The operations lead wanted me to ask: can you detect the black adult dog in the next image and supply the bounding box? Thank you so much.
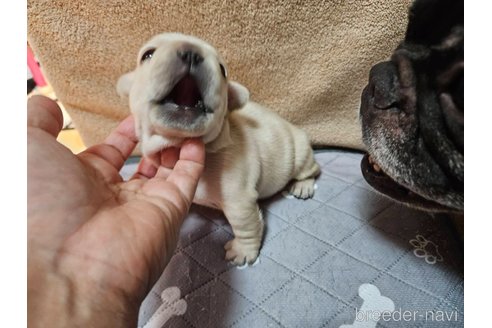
[359,0,463,213]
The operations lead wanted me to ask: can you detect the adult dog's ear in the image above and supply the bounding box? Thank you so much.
[227,81,250,111]
[405,0,463,45]
[116,71,136,97]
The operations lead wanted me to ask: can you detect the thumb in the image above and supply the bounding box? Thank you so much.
[27,96,64,138]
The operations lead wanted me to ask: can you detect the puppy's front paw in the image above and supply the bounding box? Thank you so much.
[224,239,259,265]
[288,178,316,199]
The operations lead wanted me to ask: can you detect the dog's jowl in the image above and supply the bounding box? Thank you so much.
[117,33,320,265]
[359,0,463,213]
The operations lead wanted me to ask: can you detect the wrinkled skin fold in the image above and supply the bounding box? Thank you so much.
[359,0,463,212]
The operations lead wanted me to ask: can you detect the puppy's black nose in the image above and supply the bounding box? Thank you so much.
[177,50,203,66]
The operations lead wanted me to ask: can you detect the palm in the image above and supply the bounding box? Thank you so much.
[28,96,204,303]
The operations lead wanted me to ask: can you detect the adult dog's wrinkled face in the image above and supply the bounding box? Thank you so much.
[117,33,249,153]
[359,0,463,212]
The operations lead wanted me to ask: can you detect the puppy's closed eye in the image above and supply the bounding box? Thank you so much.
[141,48,156,63]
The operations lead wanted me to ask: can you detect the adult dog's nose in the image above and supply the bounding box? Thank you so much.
[177,50,204,66]
[367,61,400,111]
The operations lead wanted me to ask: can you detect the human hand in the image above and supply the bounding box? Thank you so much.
[27,96,205,327]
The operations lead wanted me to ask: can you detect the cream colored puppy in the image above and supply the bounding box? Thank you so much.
[117,33,320,265]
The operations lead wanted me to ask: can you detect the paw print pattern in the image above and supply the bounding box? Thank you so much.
[141,287,187,328]
[409,235,443,265]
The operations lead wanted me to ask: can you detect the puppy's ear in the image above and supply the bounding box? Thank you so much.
[227,81,249,111]
[116,71,136,97]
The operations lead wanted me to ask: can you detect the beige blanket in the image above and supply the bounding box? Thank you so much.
[28,0,411,150]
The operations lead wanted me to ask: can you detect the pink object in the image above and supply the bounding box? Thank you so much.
[27,46,47,87]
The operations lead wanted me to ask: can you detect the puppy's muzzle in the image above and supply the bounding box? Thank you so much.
[153,47,208,111]
[177,49,204,67]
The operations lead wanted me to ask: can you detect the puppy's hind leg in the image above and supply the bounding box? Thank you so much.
[288,149,320,200]
[223,199,264,266]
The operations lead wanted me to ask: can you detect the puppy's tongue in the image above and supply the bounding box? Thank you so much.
[170,75,201,107]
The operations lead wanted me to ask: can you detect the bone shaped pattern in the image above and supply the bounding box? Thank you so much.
[119,150,463,328]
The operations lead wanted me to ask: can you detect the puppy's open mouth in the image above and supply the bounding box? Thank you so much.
[155,74,213,114]
[361,154,461,213]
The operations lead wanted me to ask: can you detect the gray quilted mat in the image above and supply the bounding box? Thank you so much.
[120,149,464,328]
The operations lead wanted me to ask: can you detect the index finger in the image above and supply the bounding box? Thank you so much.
[166,138,205,204]
[80,115,138,172]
